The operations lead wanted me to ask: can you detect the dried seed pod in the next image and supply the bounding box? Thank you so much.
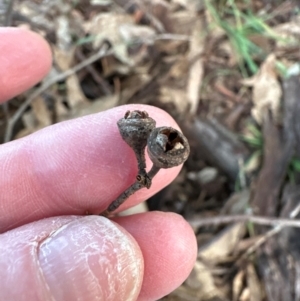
[101,113,190,216]
[147,127,190,169]
[117,110,156,177]
[117,110,156,151]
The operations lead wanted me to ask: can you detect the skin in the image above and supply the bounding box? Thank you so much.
[0,27,197,301]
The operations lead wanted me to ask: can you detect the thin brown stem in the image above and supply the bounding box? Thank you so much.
[147,165,160,179]
[134,148,146,173]
[106,181,144,213]
[103,164,161,214]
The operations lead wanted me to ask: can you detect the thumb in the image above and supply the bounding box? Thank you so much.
[0,216,144,301]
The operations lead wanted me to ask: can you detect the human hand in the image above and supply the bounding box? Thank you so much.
[0,28,197,301]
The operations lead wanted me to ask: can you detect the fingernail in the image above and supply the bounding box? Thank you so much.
[39,216,143,301]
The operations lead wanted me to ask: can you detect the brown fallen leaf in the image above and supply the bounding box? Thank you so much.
[274,15,300,49]
[233,270,245,301]
[15,94,53,139]
[199,223,245,262]
[246,263,263,301]
[83,12,134,64]
[239,287,250,301]
[160,87,189,114]
[242,54,282,124]
[186,18,205,115]
[170,260,224,301]
[53,47,89,108]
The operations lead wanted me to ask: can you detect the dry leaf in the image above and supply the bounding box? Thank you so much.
[54,95,69,119]
[16,96,52,138]
[17,111,37,138]
[247,263,263,301]
[188,261,221,295]
[167,11,197,35]
[233,270,245,301]
[56,15,72,51]
[65,75,89,108]
[167,56,189,78]
[221,190,250,215]
[187,167,218,185]
[187,18,205,114]
[219,40,239,66]
[274,15,300,49]
[84,12,134,64]
[170,261,223,300]
[199,223,245,262]
[171,0,204,12]
[53,47,74,71]
[91,0,112,5]
[31,96,52,127]
[243,150,262,174]
[160,87,189,113]
[53,47,89,108]
[240,288,250,301]
[119,24,156,45]
[242,54,282,124]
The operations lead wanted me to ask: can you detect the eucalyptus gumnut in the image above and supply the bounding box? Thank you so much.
[102,114,190,216]
[117,110,156,151]
[117,110,156,187]
[147,127,190,169]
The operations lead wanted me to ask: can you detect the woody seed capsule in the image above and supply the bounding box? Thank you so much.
[102,126,190,215]
[117,110,156,186]
[147,127,190,169]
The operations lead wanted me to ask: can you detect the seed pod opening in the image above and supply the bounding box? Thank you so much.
[117,110,156,149]
[147,127,190,168]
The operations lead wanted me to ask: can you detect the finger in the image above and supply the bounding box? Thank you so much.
[0,105,181,232]
[114,212,197,301]
[0,27,52,102]
[0,216,144,301]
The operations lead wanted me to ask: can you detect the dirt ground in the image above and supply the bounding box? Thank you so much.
[1,0,300,300]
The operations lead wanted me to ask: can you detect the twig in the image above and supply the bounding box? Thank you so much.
[118,33,191,47]
[104,164,161,214]
[188,214,300,229]
[243,201,300,257]
[154,34,191,42]
[4,44,113,142]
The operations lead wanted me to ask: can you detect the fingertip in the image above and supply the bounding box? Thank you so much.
[115,211,197,300]
[39,216,144,301]
[0,216,144,301]
[0,27,52,102]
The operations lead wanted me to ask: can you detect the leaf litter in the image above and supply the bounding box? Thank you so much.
[1,0,300,300]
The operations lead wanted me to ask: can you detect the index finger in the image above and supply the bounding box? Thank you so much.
[0,27,52,102]
[0,105,181,232]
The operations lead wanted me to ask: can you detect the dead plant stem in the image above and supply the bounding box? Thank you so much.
[243,201,300,257]
[188,213,300,229]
